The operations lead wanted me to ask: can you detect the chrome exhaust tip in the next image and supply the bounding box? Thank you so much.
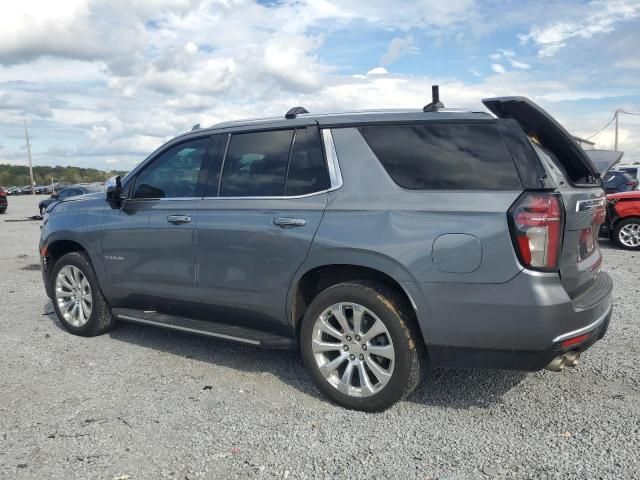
[545,356,567,372]
[563,351,580,368]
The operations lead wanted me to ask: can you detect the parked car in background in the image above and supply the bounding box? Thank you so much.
[615,164,639,182]
[7,186,22,195]
[38,185,104,215]
[40,95,614,411]
[0,187,7,214]
[600,191,640,250]
[603,171,639,194]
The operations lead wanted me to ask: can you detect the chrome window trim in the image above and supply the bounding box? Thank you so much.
[126,128,344,202]
[322,128,343,190]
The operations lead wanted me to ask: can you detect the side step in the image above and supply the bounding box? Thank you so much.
[112,308,297,349]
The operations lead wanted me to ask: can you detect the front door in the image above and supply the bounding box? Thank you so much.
[196,126,329,330]
[101,135,213,310]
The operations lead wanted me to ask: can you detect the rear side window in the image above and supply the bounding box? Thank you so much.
[285,128,329,196]
[220,130,293,197]
[359,123,521,190]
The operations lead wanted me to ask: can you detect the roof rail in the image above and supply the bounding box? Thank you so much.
[423,85,445,112]
[191,123,201,131]
[285,106,309,119]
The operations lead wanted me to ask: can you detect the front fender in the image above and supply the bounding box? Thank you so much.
[41,199,109,297]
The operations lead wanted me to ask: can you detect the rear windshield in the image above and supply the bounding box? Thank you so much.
[359,123,521,190]
[618,167,638,179]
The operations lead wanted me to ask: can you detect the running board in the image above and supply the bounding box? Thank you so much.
[112,308,296,349]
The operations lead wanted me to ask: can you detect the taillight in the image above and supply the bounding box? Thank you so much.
[560,332,591,349]
[508,192,563,271]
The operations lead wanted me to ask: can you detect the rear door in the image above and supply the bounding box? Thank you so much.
[484,97,606,296]
[195,126,329,329]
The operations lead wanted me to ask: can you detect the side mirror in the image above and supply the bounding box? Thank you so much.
[106,175,125,207]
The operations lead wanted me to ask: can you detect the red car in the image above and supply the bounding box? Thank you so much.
[602,191,640,250]
[0,187,7,214]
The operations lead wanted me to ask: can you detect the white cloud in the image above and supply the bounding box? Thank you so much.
[380,36,419,66]
[509,59,530,70]
[519,0,640,57]
[366,67,389,76]
[0,0,639,170]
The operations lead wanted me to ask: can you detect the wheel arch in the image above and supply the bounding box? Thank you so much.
[287,258,428,346]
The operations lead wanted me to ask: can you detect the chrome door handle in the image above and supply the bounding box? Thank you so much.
[167,215,191,224]
[273,217,306,228]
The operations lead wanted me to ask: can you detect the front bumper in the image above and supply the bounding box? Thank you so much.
[403,269,613,371]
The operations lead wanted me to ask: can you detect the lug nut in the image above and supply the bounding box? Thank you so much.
[346,336,352,342]
[343,345,349,351]
[362,344,367,350]
[359,354,364,360]
[349,354,355,361]
[355,335,361,341]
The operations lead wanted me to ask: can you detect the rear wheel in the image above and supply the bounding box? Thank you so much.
[51,252,115,336]
[300,281,423,412]
[613,217,640,250]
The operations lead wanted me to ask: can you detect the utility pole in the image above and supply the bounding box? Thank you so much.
[614,108,622,151]
[24,120,35,195]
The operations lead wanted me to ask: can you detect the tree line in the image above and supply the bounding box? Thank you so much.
[0,164,128,187]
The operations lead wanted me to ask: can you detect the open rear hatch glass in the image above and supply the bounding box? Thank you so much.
[584,150,624,176]
[483,97,601,186]
[485,96,606,297]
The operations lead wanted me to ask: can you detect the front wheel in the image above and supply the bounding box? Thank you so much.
[613,217,640,250]
[51,252,115,336]
[300,281,423,412]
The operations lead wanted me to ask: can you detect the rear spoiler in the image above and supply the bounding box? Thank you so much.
[483,97,600,184]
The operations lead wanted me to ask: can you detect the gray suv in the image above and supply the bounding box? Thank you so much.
[40,95,613,411]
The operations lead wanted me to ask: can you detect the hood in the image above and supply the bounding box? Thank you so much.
[606,190,640,201]
[46,191,103,213]
[585,150,624,175]
[483,96,600,184]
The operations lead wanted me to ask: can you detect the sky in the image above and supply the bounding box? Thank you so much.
[1,0,639,172]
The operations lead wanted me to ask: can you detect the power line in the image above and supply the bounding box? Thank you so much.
[621,109,640,116]
[584,115,616,140]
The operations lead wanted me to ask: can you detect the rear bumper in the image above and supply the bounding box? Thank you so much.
[403,270,613,370]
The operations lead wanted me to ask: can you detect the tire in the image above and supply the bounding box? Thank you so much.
[50,251,115,336]
[300,281,424,412]
[0,208,6,214]
[612,217,640,250]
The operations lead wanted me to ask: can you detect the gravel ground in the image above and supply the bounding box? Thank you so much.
[1,194,639,480]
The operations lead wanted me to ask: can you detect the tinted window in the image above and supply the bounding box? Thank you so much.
[359,123,521,190]
[285,128,329,196]
[220,130,293,197]
[58,188,80,199]
[618,167,638,179]
[133,138,209,199]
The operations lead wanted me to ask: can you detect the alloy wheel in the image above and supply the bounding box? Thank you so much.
[619,223,640,248]
[311,302,395,398]
[55,265,93,327]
